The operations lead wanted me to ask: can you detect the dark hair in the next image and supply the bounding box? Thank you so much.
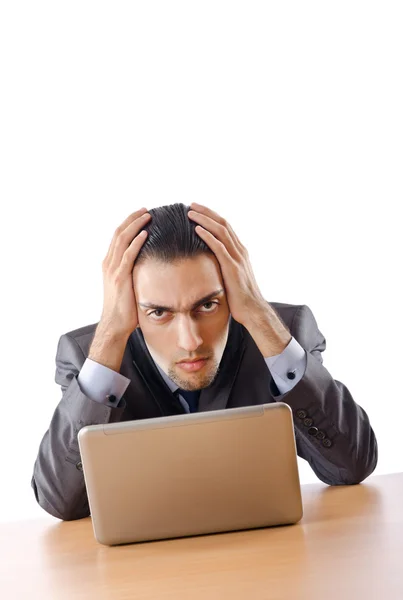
[135,203,214,266]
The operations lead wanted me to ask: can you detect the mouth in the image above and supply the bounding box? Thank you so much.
[177,358,208,372]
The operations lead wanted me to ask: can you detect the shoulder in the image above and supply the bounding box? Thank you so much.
[57,322,99,358]
[267,301,304,330]
[267,301,325,349]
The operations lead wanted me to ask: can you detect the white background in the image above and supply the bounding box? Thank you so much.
[0,1,401,523]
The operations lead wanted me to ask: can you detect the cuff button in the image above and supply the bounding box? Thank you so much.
[322,438,333,448]
[76,461,83,471]
[287,370,296,380]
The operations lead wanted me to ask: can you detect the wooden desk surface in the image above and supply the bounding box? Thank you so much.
[1,473,402,600]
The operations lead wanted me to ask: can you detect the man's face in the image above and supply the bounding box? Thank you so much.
[133,254,231,391]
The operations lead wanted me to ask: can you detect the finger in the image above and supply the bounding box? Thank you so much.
[120,229,149,275]
[194,225,234,264]
[189,203,246,255]
[107,213,151,270]
[190,202,226,225]
[119,207,149,232]
[188,210,241,261]
[105,208,148,258]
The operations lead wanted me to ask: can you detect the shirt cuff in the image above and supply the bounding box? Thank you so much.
[77,358,131,408]
[264,336,307,395]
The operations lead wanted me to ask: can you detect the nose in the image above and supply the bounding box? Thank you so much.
[176,317,203,353]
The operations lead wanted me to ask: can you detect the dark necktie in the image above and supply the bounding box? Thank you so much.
[176,389,201,413]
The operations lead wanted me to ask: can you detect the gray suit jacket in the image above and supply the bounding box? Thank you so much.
[31,302,378,521]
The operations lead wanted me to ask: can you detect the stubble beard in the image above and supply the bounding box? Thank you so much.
[168,356,221,392]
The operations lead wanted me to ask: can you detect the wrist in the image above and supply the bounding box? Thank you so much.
[244,305,291,358]
[97,318,133,342]
[88,324,130,373]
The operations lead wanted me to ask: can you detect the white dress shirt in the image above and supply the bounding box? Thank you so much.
[77,335,307,411]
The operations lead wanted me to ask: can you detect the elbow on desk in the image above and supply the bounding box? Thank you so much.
[314,431,379,486]
[31,475,90,521]
[343,427,379,486]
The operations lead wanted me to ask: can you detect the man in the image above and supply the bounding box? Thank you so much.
[31,202,378,521]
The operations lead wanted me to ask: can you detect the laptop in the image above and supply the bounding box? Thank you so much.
[77,402,303,546]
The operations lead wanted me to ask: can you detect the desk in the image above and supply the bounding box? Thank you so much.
[1,473,402,599]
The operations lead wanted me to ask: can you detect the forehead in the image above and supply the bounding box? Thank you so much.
[133,255,224,306]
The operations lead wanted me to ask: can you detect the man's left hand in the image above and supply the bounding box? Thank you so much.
[187,202,268,328]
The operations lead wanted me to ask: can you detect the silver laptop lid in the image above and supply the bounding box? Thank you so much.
[78,402,303,545]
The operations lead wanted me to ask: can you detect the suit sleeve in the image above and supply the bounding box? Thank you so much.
[269,304,378,485]
[31,333,127,521]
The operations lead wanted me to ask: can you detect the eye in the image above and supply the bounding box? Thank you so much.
[149,309,166,319]
[200,301,219,312]
[148,301,219,320]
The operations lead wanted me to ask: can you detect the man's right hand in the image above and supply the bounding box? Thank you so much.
[99,207,151,338]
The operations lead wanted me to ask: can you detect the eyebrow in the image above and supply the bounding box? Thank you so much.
[139,288,225,312]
